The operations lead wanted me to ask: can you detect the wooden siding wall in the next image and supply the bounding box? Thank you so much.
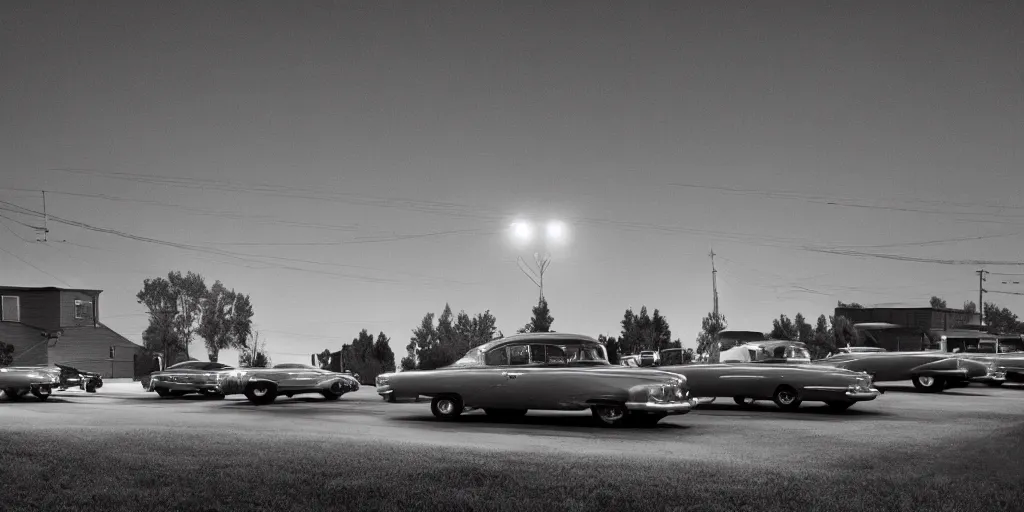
[0,289,60,330]
[47,326,143,378]
[60,290,99,328]
[0,322,50,365]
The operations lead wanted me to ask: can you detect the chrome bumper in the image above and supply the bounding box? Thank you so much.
[625,399,694,415]
[845,388,881,400]
[972,372,1006,383]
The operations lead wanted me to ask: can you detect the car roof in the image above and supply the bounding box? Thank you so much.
[473,332,601,353]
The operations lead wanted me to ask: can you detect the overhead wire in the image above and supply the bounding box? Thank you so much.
[0,199,479,287]
[19,167,1024,268]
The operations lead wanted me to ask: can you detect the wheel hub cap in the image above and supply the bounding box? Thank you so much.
[779,392,795,404]
[253,388,267,397]
[438,400,454,414]
[599,406,624,421]
[919,377,934,386]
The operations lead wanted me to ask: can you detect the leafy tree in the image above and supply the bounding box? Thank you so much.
[436,304,457,363]
[316,349,332,370]
[137,276,181,364]
[0,341,14,366]
[518,298,554,333]
[412,313,442,370]
[837,301,863,309]
[197,281,252,363]
[793,313,813,343]
[770,314,796,340]
[683,347,695,363]
[829,315,859,348]
[806,314,834,359]
[238,331,271,368]
[930,296,947,308]
[963,301,977,314]
[619,308,640,355]
[231,293,254,350]
[373,332,397,374]
[983,302,1022,334]
[167,271,207,360]
[597,335,621,364]
[696,312,727,362]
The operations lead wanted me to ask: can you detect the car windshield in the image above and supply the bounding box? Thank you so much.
[453,348,484,366]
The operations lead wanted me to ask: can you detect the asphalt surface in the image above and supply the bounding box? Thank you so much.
[3,380,1023,464]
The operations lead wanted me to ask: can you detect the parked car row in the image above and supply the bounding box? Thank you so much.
[141,361,361,404]
[0,363,104,401]
[376,333,963,426]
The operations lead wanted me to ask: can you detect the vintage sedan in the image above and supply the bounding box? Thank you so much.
[375,333,696,427]
[55,363,103,393]
[622,358,879,411]
[144,360,236,398]
[218,363,360,405]
[956,352,1024,387]
[1,366,61,401]
[812,351,992,392]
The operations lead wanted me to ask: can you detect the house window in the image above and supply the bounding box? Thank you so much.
[1,296,19,322]
[74,300,93,320]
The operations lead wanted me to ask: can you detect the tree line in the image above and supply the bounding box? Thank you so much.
[137,270,259,366]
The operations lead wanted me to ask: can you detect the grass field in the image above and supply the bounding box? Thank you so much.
[2,423,1022,512]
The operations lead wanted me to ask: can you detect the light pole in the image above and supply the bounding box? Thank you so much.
[509,219,568,301]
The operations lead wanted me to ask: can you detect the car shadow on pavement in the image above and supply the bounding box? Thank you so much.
[390,413,691,430]
[875,385,991,397]
[694,403,888,417]
[0,397,74,404]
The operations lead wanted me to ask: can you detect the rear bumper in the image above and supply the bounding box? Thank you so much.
[625,400,694,415]
[149,380,224,393]
[845,388,881,400]
[972,372,1006,383]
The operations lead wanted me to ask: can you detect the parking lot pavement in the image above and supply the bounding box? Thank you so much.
[3,381,1022,464]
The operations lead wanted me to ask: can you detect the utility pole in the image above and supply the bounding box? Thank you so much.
[34,190,49,242]
[710,249,719,317]
[977,269,989,326]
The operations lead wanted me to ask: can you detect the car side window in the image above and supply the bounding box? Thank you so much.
[485,347,509,366]
[508,345,530,365]
[546,345,567,364]
[529,344,545,363]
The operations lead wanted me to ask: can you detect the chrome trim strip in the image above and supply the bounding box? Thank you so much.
[803,386,848,391]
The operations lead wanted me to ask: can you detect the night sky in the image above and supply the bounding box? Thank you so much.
[2,1,1022,363]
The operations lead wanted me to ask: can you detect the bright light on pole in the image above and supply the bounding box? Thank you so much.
[508,218,570,301]
[546,220,565,242]
[510,221,533,243]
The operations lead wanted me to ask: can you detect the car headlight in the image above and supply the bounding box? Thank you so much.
[376,374,390,387]
[647,384,685,403]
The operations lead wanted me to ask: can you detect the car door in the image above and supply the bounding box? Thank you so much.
[477,344,554,409]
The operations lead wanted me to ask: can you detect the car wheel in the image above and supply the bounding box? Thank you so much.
[733,396,756,406]
[321,391,341,401]
[430,395,464,420]
[772,386,802,411]
[154,387,173,398]
[911,375,945,393]
[483,408,528,418]
[986,382,1005,387]
[824,401,854,412]
[31,386,52,401]
[244,382,278,405]
[3,389,26,401]
[591,405,630,427]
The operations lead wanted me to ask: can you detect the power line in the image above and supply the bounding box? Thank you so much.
[0,199,480,287]
[0,233,73,287]
[24,168,1024,268]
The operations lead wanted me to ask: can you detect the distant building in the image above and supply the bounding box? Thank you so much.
[0,286,144,378]
[832,304,1006,352]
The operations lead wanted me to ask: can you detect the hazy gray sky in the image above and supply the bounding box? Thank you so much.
[2,1,1022,363]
